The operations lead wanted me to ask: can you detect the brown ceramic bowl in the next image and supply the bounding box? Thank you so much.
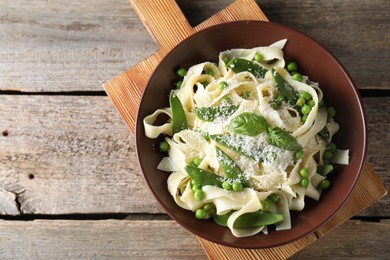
[135,21,366,249]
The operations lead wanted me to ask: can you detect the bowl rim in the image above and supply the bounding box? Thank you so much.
[135,20,367,249]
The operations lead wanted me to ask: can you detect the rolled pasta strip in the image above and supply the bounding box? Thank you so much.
[274,191,292,231]
[143,108,172,138]
[167,171,198,210]
[296,107,327,147]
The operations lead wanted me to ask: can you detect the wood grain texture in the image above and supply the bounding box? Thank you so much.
[0,219,387,259]
[0,95,160,215]
[199,234,316,260]
[0,0,158,92]
[0,96,388,216]
[0,0,388,92]
[104,0,268,134]
[129,0,194,50]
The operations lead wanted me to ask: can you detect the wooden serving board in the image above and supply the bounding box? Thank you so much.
[103,0,387,258]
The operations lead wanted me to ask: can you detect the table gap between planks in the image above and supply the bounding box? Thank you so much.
[0,0,389,258]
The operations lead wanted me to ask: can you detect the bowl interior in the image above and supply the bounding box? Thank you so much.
[135,21,366,249]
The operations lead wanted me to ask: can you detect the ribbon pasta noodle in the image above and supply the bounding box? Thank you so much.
[143,40,349,238]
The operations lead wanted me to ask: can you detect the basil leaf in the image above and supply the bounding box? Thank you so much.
[228,112,268,136]
[266,126,302,152]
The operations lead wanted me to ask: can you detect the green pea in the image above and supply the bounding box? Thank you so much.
[327,143,337,152]
[203,203,213,212]
[270,94,284,109]
[322,160,329,166]
[287,61,298,72]
[195,208,206,219]
[300,91,311,100]
[301,114,308,123]
[299,168,308,178]
[192,156,202,167]
[175,80,183,89]
[177,67,187,77]
[301,104,311,115]
[218,81,228,90]
[192,183,202,192]
[159,141,170,152]
[317,164,334,176]
[194,189,205,201]
[327,107,336,118]
[232,182,243,192]
[204,68,214,76]
[292,73,303,82]
[261,200,271,211]
[190,179,198,186]
[307,99,316,107]
[254,52,264,62]
[267,194,280,203]
[222,181,232,190]
[296,97,306,107]
[300,177,309,187]
[319,179,331,190]
[323,150,333,161]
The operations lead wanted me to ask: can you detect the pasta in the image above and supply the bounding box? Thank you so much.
[143,40,349,238]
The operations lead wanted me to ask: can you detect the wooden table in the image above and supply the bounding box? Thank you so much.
[1,0,388,258]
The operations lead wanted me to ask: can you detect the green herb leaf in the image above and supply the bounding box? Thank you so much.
[228,112,268,136]
[266,126,302,152]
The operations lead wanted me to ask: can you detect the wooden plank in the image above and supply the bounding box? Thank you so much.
[0,219,387,259]
[0,0,158,92]
[0,95,388,215]
[291,219,390,259]
[0,0,388,92]
[0,219,206,259]
[0,95,160,215]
